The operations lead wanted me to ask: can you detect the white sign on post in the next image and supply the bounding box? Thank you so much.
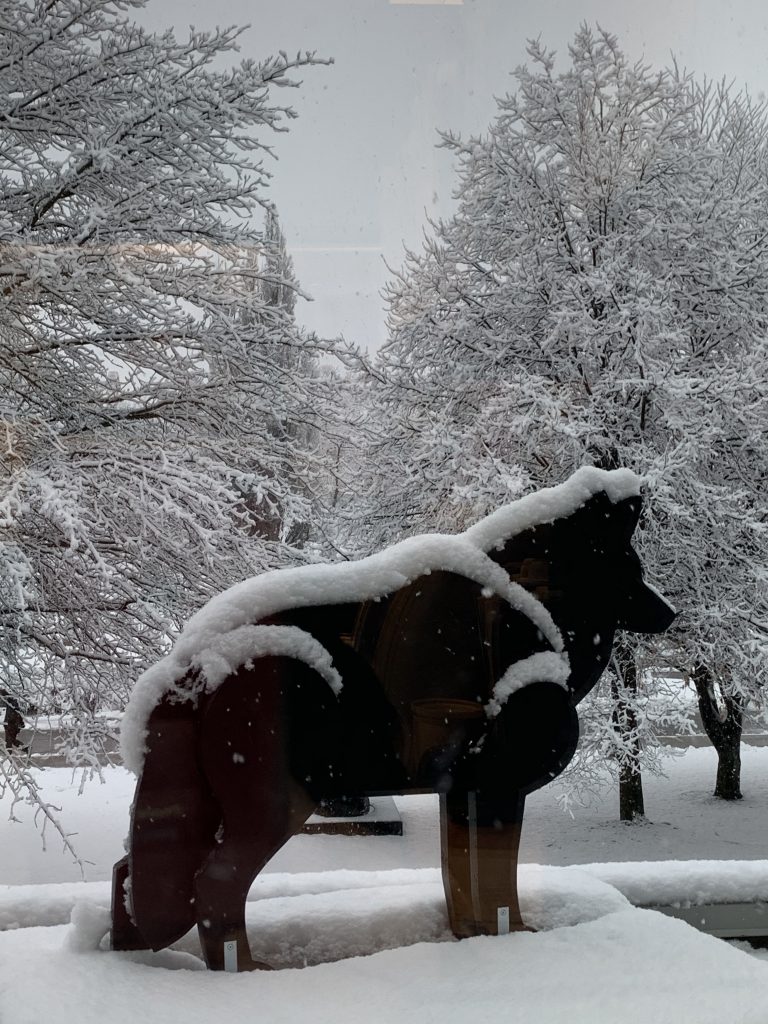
[223,940,238,973]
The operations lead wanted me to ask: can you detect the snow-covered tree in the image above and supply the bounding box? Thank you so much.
[358,27,768,811]
[258,207,299,318]
[0,0,342,775]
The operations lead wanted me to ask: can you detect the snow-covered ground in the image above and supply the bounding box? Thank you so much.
[4,745,768,888]
[3,746,768,1023]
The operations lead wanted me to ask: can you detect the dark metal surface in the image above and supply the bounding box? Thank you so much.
[112,491,675,969]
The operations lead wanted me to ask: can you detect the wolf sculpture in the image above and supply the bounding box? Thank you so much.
[112,468,675,970]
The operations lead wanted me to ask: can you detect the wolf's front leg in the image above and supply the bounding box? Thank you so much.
[439,790,528,939]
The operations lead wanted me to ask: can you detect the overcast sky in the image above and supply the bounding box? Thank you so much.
[140,0,768,349]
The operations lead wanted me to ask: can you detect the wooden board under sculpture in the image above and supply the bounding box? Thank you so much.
[111,468,676,970]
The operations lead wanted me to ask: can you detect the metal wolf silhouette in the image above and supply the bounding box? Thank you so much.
[112,469,675,970]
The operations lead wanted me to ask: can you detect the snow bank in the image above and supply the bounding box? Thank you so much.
[9,861,768,937]
[122,466,641,773]
[0,881,112,930]
[0,870,442,932]
[583,860,768,909]
[163,865,627,968]
[67,900,111,952]
[3,900,768,1024]
[2,864,629,969]
[519,865,629,929]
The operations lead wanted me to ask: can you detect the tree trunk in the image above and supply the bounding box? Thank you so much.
[0,689,25,750]
[693,663,743,800]
[611,637,645,821]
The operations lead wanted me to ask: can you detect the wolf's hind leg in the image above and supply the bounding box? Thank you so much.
[194,783,314,971]
[114,698,220,954]
[194,657,317,971]
[110,855,148,951]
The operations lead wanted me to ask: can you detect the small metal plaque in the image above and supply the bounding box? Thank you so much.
[497,906,510,935]
[223,940,238,972]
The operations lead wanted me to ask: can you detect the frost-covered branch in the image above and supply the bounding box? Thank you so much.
[349,25,768,800]
[0,0,349,797]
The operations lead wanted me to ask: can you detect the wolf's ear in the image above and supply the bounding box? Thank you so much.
[613,496,642,542]
[604,496,676,634]
[616,576,677,634]
[564,492,641,552]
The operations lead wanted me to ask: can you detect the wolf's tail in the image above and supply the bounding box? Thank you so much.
[116,696,220,951]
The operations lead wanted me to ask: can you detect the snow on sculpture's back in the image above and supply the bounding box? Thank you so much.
[112,467,675,971]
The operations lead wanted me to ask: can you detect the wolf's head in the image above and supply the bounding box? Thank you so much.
[489,488,675,705]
